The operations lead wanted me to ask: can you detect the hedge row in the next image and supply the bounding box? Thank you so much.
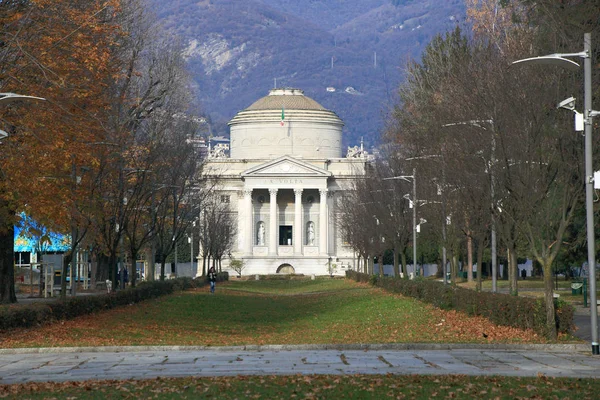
[0,276,207,331]
[346,271,575,338]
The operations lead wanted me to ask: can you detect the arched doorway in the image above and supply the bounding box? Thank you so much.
[276,264,295,274]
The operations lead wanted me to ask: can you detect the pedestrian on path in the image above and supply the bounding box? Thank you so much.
[208,266,216,294]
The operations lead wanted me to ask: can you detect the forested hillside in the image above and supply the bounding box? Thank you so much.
[152,0,465,147]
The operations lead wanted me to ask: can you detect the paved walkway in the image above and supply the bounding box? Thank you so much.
[573,305,600,343]
[0,344,598,384]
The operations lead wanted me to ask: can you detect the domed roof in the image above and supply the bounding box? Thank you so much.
[228,87,343,130]
[228,87,344,159]
[245,88,327,111]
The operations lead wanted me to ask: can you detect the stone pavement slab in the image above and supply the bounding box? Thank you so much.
[0,345,599,384]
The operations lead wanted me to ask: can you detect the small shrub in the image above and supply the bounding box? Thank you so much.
[217,271,229,282]
[368,275,379,285]
[0,303,52,330]
[230,258,246,277]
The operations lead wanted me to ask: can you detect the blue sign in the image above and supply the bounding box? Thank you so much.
[14,214,71,253]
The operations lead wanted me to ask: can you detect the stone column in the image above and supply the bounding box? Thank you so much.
[196,209,205,278]
[294,188,303,254]
[269,188,278,255]
[328,190,335,256]
[243,189,253,255]
[319,189,328,255]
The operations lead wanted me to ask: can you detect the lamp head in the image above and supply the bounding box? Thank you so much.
[557,96,576,111]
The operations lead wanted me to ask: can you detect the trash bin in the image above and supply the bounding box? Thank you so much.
[571,282,583,295]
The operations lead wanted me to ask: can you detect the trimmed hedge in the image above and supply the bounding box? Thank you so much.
[0,277,203,331]
[346,271,575,338]
[216,271,229,282]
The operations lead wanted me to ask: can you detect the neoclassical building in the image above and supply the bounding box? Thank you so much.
[204,88,368,276]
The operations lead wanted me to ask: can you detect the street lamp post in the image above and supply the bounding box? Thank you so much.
[513,33,598,355]
[441,186,448,284]
[188,220,196,275]
[384,168,417,278]
[0,93,46,139]
[406,154,448,284]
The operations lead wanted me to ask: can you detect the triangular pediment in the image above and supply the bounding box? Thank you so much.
[242,156,331,178]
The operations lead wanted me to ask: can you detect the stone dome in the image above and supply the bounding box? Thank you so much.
[228,88,344,160]
[246,88,326,111]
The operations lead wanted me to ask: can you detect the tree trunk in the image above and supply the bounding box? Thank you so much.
[160,255,166,281]
[508,245,518,296]
[476,237,484,292]
[94,252,109,287]
[60,253,72,300]
[145,247,155,282]
[108,253,118,291]
[401,252,407,279]
[543,260,557,339]
[507,248,513,290]
[130,251,137,288]
[90,253,97,290]
[467,234,473,282]
[393,247,399,277]
[451,253,458,286]
[0,224,16,304]
[202,256,207,277]
[371,255,376,275]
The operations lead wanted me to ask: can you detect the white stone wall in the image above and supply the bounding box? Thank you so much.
[230,123,342,159]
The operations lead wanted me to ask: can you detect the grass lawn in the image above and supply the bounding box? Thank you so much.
[2,374,599,399]
[0,278,573,348]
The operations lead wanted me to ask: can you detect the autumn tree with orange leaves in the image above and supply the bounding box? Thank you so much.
[0,0,203,303]
[0,0,122,303]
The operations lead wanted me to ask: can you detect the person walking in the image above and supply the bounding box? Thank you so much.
[208,266,217,294]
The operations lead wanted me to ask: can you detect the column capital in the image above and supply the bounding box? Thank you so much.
[294,188,303,197]
[319,188,329,197]
[243,188,253,198]
[269,188,278,196]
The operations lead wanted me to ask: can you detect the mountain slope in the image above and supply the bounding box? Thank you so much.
[152,0,466,147]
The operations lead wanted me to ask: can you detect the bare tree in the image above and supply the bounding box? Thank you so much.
[87,0,202,288]
[387,3,588,338]
[197,192,236,276]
